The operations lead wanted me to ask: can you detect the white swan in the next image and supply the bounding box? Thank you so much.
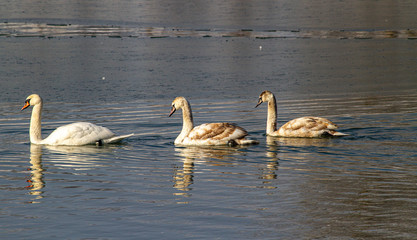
[169,97,258,146]
[255,91,348,138]
[21,94,134,145]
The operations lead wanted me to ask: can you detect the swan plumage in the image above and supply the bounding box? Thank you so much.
[21,94,133,145]
[169,96,258,146]
[256,91,348,138]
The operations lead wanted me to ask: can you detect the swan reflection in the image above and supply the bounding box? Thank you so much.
[173,145,280,199]
[27,144,45,203]
[173,156,194,199]
[265,136,336,174]
[173,146,241,202]
[43,144,116,170]
[26,144,117,203]
[262,137,280,181]
[266,136,333,147]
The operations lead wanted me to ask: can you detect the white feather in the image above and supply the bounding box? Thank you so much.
[22,94,133,146]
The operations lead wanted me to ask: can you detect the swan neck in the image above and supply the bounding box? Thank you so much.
[175,101,194,144]
[267,97,277,134]
[29,103,43,144]
[181,102,194,135]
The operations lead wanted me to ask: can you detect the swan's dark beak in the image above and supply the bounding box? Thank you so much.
[169,106,176,117]
[21,100,30,111]
[255,98,263,108]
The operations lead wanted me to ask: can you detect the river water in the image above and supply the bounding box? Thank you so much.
[1,1,417,239]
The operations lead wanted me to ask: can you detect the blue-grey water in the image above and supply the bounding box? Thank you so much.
[1,1,417,239]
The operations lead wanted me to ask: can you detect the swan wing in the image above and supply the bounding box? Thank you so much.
[42,122,115,145]
[277,117,346,137]
[181,123,248,145]
[282,117,337,131]
[190,123,248,140]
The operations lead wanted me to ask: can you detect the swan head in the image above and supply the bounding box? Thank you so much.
[169,96,189,117]
[21,94,43,111]
[255,90,274,108]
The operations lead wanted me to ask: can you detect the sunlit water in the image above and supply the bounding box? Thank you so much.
[1,0,417,239]
[2,93,417,239]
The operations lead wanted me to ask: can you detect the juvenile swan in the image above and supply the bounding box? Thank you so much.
[21,94,133,145]
[169,97,258,146]
[255,91,348,138]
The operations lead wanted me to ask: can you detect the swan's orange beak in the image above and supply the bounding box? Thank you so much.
[21,100,30,111]
[255,98,263,108]
[169,106,176,117]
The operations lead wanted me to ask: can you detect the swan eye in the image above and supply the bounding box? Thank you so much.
[25,99,30,105]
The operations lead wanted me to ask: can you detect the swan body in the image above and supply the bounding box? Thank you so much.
[21,94,133,145]
[169,97,258,146]
[256,91,348,138]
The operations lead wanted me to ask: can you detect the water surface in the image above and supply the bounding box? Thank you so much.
[1,0,417,239]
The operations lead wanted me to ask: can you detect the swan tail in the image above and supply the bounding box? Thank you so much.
[235,138,259,145]
[327,131,349,137]
[102,133,135,144]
